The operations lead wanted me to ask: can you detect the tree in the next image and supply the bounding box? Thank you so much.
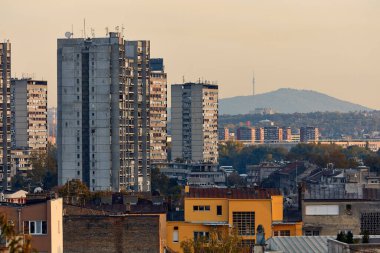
[58,179,91,205]
[336,231,346,242]
[0,214,35,253]
[361,230,369,243]
[346,231,354,244]
[13,143,58,191]
[227,172,244,187]
[180,228,249,253]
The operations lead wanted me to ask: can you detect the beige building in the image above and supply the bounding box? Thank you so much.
[171,82,218,163]
[0,195,63,253]
[149,58,167,164]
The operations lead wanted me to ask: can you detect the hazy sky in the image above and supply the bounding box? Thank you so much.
[1,0,380,109]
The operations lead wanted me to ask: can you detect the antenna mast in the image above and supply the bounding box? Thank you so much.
[84,19,86,38]
[252,71,255,96]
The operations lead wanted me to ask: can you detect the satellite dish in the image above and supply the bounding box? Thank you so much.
[65,32,72,39]
[34,187,43,193]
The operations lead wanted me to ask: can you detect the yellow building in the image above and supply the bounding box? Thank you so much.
[166,187,302,252]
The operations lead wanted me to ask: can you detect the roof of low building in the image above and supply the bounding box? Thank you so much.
[187,187,281,199]
[266,236,334,253]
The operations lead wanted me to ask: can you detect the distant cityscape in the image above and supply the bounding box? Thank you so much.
[1,27,380,253]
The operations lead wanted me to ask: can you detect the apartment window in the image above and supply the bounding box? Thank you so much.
[305,230,320,236]
[217,205,222,216]
[77,171,80,176]
[240,239,255,248]
[274,230,290,236]
[193,205,210,212]
[23,221,47,235]
[173,226,179,242]
[194,231,209,241]
[233,212,255,236]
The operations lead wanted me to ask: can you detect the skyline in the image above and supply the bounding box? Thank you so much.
[1,0,380,109]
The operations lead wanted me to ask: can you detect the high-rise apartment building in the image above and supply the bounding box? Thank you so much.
[10,78,48,174]
[171,82,218,164]
[58,33,150,192]
[149,58,167,164]
[0,42,11,190]
[300,126,319,142]
[125,40,151,192]
[11,79,48,151]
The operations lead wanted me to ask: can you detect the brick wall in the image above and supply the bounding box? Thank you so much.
[63,215,160,253]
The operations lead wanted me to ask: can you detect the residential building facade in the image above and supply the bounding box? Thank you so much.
[11,78,48,151]
[300,126,319,142]
[171,82,218,163]
[149,58,167,164]
[10,78,48,173]
[58,33,151,192]
[166,187,301,252]
[125,40,151,192]
[236,126,255,143]
[264,126,283,143]
[0,196,63,253]
[218,127,229,141]
[0,42,11,190]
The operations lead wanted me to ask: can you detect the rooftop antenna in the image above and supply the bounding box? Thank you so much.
[65,31,73,39]
[83,19,86,38]
[91,28,95,38]
[182,76,185,83]
[121,24,125,37]
[105,27,109,36]
[71,24,74,38]
[252,71,255,96]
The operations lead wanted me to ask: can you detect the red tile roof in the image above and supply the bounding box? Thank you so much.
[187,187,281,199]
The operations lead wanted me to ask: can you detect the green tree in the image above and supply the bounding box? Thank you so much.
[58,179,90,204]
[227,172,244,187]
[346,231,354,244]
[336,231,346,242]
[14,143,58,191]
[361,230,369,243]
[150,167,181,202]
